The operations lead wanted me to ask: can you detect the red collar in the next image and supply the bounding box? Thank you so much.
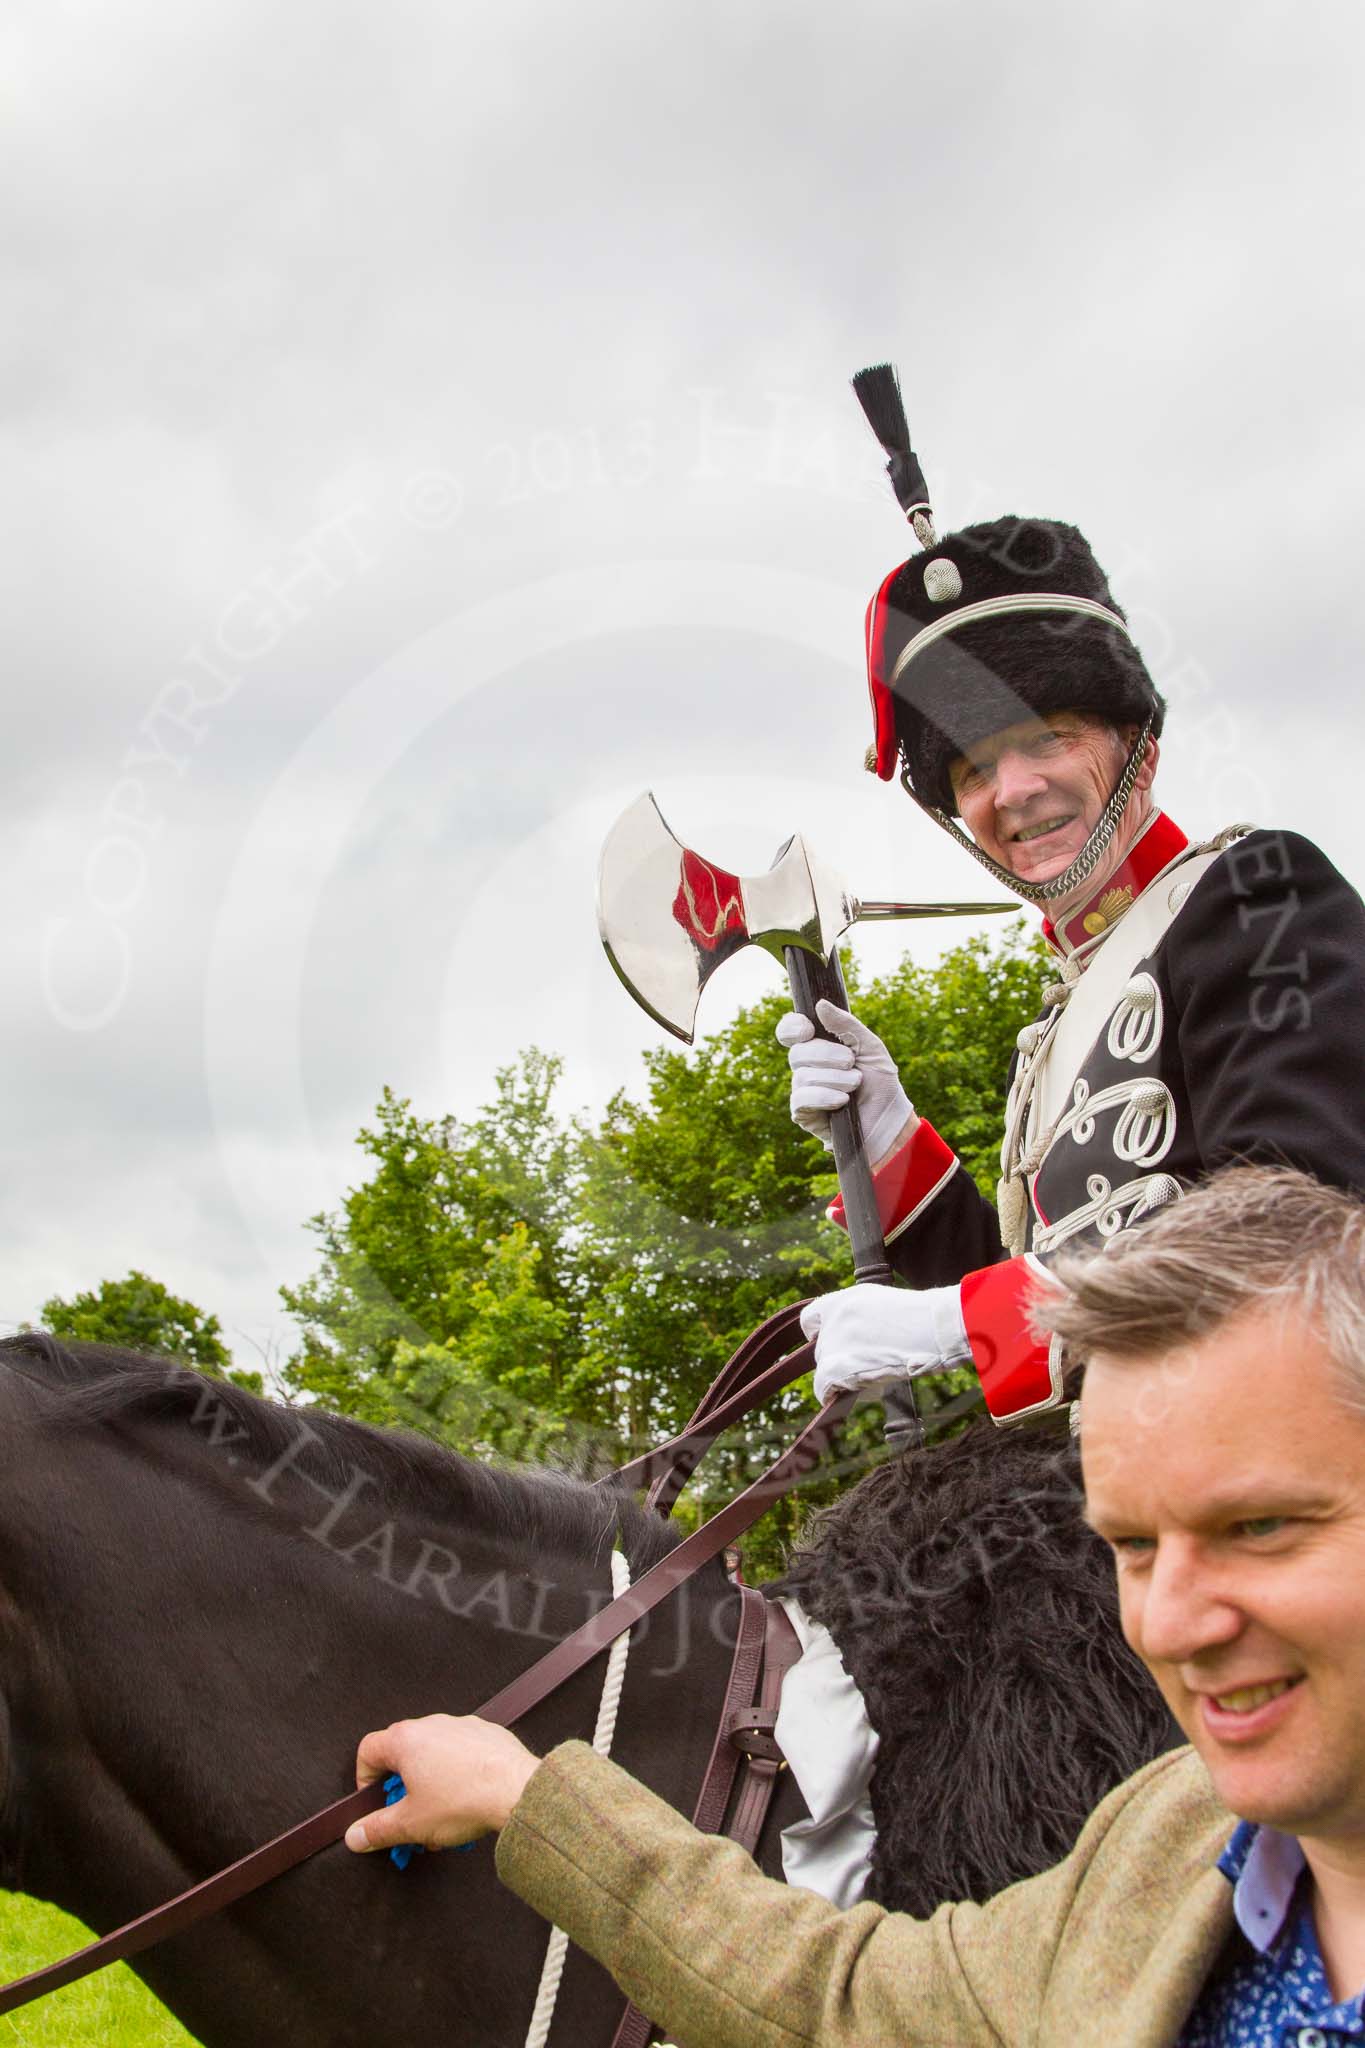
[1040,811,1189,956]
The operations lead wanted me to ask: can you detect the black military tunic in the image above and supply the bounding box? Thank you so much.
[849,813,1365,1417]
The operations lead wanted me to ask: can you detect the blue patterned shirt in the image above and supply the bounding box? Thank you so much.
[1181,1820,1365,2045]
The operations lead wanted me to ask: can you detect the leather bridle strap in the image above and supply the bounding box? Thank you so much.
[0,1334,845,2020]
[612,1303,811,1509]
[724,1599,802,1858]
[607,1586,791,2048]
[479,1358,848,1727]
[686,1582,769,1840]
[0,1778,393,2016]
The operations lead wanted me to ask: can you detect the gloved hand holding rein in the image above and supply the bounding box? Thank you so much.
[799,1282,972,1407]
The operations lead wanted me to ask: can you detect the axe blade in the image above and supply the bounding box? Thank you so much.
[596,794,857,1044]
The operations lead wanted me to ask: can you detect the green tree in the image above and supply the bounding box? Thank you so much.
[572,920,1049,1568]
[280,1053,597,1455]
[578,919,1047,1425]
[40,1270,262,1390]
[279,922,1050,1576]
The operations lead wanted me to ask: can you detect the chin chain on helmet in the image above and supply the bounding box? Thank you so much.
[901,718,1155,906]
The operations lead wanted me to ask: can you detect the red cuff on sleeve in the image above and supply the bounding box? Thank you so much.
[960,1258,1065,1423]
[825,1121,960,1244]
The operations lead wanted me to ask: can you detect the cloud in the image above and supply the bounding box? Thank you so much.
[3,0,1360,1356]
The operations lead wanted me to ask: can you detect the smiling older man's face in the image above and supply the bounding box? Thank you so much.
[1081,1306,1365,1851]
[948,711,1153,903]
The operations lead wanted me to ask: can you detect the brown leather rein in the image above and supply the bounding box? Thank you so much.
[0,1302,842,2020]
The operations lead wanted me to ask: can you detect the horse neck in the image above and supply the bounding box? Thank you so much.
[1,1383,752,2046]
[3,1399,632,1922]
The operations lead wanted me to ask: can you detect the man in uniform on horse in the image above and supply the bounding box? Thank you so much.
[783,365,1365,1424]
[349,1167,1365,2046]
[765,371,1365,1917]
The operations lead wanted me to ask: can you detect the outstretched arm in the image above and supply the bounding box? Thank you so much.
[345,1718,1065,2048]
[344,1718,1221,2048]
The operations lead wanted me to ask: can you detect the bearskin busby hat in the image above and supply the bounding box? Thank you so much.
[856,366,1166,820]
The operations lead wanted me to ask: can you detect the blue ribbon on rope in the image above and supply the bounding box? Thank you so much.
[382,1773,475,1870]
[383,1774,423,1870]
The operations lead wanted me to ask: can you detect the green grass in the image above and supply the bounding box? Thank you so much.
[0,1895,201,2046]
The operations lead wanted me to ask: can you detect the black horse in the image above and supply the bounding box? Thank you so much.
[0,1332,1175,2045]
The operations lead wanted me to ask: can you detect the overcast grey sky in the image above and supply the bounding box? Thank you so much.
[4,0,1361,1367]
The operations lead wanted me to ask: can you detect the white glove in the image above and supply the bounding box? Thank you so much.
[775,999,916,1163]
[801,1283,971,1406]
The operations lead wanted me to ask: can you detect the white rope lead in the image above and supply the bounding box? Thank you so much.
[523,1547,633,2048]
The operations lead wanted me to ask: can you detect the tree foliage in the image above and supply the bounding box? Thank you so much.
[279,922,1049,1576]
[279,1054,598,1450]
[40,1269,261,1390]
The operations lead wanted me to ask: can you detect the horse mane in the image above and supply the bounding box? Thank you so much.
[0,1331,682,1575]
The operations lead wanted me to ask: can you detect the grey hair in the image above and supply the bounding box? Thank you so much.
[1039,1165,1365,1411]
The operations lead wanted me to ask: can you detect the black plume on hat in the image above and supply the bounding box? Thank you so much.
[852,364,932,526]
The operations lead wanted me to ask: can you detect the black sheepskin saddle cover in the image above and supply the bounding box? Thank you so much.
[776,1420,1180,1918]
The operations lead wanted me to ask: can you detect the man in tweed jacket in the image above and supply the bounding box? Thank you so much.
[347,1169,1365,2047]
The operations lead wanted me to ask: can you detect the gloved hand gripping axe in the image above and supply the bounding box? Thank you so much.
[595,792,1012,1447]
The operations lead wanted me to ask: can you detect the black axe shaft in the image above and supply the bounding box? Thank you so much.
[783,942,923,1451]
[783,944,892,1285]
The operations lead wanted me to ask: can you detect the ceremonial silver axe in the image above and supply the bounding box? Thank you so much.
[597,792,1012,1050]
[597,791,1011,1345]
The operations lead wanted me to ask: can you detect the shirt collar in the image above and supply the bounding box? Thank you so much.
[1218,1819,1308,1954]
[1040,810,1190,958]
